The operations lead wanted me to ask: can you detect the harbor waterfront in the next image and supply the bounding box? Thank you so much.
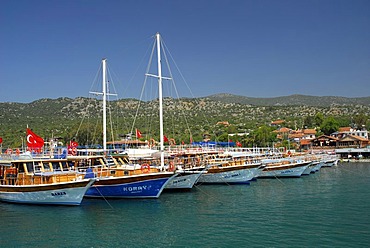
[1,162,369,247]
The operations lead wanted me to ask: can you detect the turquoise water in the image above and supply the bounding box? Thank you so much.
[1,162,369,247]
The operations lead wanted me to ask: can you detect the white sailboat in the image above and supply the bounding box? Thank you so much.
[81,57,175,198]
[147,33,205,190]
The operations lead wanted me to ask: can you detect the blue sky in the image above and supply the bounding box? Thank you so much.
[1,0,369,103]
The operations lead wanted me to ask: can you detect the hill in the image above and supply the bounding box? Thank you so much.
[0,94,369,147]
[206,93,370,106]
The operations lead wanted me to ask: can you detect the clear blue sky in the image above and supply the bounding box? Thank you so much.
[1,0,369,103]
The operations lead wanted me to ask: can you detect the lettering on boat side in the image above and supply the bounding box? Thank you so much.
[51,192,67,196]
[224,173,240,179]
[281,170,293,174]
[173,179,187,184]
[123,186,149,192]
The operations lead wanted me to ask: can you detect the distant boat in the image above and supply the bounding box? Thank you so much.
[258,159,311,178]
[197,152,263,184]
[164,149,210,190]
[0,154,95,205]
[322,156,339,167]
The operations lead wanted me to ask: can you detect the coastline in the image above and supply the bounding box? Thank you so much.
[340,159,370,163]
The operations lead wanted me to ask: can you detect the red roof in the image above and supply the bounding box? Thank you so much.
[339,127,351,132]
[271,120,285,125]
[300,139,312,145]
[303,129,316,134]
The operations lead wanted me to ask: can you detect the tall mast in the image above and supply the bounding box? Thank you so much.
[102,58,107,153]
[146,33,171,169]
[156,33,165,169]
[90,58,116,155]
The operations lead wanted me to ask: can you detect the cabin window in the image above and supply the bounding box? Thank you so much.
[18,163,25,173]
[43,162,51,171]
[61,161,70,170]
[51,162,61,171]
[25,162,34,173]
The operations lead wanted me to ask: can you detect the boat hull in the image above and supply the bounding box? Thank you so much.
[311,161,324,173]
[197,164,261,185]
[258,162,310,178]
[302,162,316,175]
[0,179,95,205]
[165,171,204,190]
[85,172,175,198]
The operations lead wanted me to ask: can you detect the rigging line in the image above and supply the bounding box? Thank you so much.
[160,38,194,141]
[74,63,102,139]
[106,65,126,142]
[105,72,119,149]
[121,37,154,98]
[161,37,217,142]
[130,38,156,135]
[160,40,178,139]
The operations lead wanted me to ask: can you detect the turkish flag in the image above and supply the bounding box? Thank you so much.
[136,129,142,138]
[0,137,2,144]
[70,141,78,147]
[164,135,169,143]
[27,128,44,149]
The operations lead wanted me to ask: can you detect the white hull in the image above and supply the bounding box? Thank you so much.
[198,165,260,184]
[165,171,203,189]
[302,162,316,175]
[0,179,95,205]
[311,161,324,172]
[322,159,338,167]
[258,162,309,178]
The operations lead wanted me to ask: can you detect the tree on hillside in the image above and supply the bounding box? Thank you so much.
[303,115,314,128]
[353,112,368,129]
[314,112,324,127]
[320,116,339,135]
[252,125,277,147]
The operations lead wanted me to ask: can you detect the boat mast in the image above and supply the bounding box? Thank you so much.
[90,58,116,155]
[146,33,171,169]
[156,33,165,170]
[102,58,107,153]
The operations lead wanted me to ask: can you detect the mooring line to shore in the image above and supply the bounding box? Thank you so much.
[94,186,114,209]
[274,175,286,185]
[193,184,227,204]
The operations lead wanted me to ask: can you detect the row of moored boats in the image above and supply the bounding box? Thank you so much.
[0,147,339,206]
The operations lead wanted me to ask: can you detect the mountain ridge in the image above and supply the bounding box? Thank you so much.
[2,94,370,106]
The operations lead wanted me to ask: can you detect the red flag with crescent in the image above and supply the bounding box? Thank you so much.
[70,141,78,147]
[136,129,142,139]
[27,128,44,149]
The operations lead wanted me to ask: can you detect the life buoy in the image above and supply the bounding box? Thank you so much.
[169,138,176,146]
[5,148,12,155]
[169,161,175,171]
[148,138,156,147]
[141,163,150,173]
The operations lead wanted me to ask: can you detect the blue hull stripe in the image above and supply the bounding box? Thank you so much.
[85,178,169,198]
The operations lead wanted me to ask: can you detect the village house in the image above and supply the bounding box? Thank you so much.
[299,127,369,150]
[331,127,369,140]
[336,134,369,148]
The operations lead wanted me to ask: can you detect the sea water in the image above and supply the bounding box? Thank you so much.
[0,162,369,247]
